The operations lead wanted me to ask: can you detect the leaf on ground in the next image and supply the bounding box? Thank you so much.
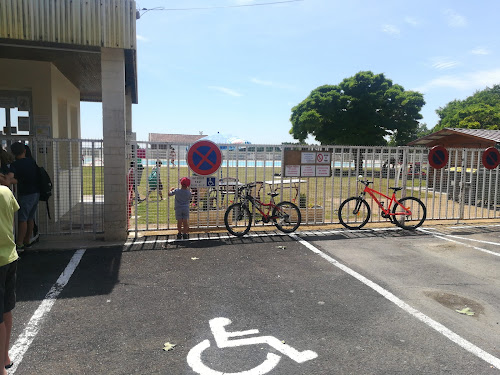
[163,342,177,351]
[455,307,475,316]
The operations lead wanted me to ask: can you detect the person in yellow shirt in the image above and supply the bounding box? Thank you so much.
[0,184,20,371]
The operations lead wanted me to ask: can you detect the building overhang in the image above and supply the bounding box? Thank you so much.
[0,39,138,104]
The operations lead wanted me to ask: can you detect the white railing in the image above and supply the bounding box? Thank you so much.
[2,137,104,236]
[2,138,498,236]
[127,142,500,234]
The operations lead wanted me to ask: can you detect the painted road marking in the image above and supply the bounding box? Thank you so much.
[419,228,500,257]
[188,340,280,375]
[210,318,317,363]
[187,317,317,375]
[9,249,86,374]
[291,234,500,370]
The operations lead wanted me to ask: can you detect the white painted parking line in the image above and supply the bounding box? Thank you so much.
[418,228,500,257]
[9,249,86,374]
[291,234,500,370]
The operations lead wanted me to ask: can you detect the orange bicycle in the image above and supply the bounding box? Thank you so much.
[338,176,426,230]
[224,183,301,237]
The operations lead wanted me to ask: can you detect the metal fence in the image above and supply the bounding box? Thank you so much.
[2,137,104,236]
[2,138,499,237]
[128,141,500,234]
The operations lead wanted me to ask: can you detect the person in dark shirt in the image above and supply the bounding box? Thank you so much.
[10,142,39,251]
[0,149,15,187]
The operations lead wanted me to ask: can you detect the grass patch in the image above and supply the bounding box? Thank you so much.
[127,165,429,229]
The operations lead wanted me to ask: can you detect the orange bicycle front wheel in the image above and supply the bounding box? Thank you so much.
[392,197,426,230]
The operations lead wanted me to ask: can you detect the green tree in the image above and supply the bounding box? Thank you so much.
[388,122,431,145]
[434,85,500,130]
[289,71,425,146]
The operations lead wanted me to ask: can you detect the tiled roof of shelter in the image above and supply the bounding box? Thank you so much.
[148,133,206,143]
[408,128,500,146]
[449,128,500,142]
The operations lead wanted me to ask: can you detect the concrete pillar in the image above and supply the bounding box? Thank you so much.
[101,48,128,241]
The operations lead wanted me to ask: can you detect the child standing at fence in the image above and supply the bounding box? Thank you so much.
[169,177,192,240]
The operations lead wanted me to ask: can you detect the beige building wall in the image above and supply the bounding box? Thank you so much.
[0,59,52,123]
[0,58,82,223]
[0,59,80,140]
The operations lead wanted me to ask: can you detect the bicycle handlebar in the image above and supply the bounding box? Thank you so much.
[357,175,373,186]
[236,182,278,197]
[237,183,255,192]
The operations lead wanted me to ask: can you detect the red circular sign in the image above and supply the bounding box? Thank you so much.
[187,140,222,176]
[428,145,449,169]
[482,147,500,170]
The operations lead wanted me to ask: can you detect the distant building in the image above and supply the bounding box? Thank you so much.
[148,133,206,146]
[409,128,500,196]
[408,128,500,148]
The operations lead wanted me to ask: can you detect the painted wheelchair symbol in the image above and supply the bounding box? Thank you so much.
[187,317,318,375]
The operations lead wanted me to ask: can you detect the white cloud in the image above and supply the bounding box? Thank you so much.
[136,34,149,42]
[382,24,400,35]
[431,57,459,70]
[251,78,274,86]
[414,68,500,93]
[470,47,490,55]
[250,77,295,90]
[443,9,467,27]
[404,17,419,26]
[208,86,243,97]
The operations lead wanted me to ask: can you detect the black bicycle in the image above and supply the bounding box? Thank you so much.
[224,183,301,237]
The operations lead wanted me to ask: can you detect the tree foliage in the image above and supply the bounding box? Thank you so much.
[434,85,500,131]
[289,71,425,146]
[388,122,430,146]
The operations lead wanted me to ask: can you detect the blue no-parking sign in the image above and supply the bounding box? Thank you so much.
[187,140,223,176]
[482,147,500,170]
[428,145,449,169]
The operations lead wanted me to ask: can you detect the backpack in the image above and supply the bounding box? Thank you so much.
[37,166,53,219]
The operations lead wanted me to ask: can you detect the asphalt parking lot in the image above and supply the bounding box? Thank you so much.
[8,223,500,374]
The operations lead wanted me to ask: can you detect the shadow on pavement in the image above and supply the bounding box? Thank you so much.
[17,246,122,302]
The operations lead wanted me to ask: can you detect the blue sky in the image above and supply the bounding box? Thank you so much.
[81,0,500,144]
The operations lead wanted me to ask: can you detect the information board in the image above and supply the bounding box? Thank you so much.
[283,150,332,177]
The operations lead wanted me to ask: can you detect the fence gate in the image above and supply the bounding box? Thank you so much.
[2,137,104,236]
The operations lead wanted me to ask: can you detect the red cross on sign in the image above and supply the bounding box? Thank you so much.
[187,140,223,176]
